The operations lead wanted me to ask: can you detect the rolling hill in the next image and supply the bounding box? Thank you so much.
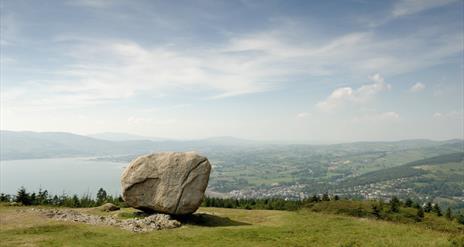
[0,131,265,160]
[340,152,464,187]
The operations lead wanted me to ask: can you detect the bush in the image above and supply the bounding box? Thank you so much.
[415,208,424,222]
[389,197,400,213]
[424,202,433,213]
[456,214,464,225]
[432,204,442,216]
[446,208,453,220]
[405,198,413,207]
[371,203,383,219]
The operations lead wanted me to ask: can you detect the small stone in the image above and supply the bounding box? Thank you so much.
[98,203,120,212]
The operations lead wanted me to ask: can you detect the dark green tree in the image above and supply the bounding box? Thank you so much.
[311,195,321,202]
[457,214,464,225]
[0,193,11,202]
[15,187,31,205]
[389,196,400,213]
[432,204,442,216]
[30,193,37,205]
[96,188,108,205]
[72,195,80,207]
[424,202,433,213]
[37,189,49,205]
[445,208,452,220]
[322,193,330,201]
[405,198,413,207]
[334,195,340,201]
[415,207,424,222]
[371,203,382,219]
[51,195,60,205]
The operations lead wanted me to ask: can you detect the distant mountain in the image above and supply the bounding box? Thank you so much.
[88,132,169,142]
[1,130,462,161]
[0,130,159,160]
[327,139,446,151]
[188,136,260,146]
[0,131,260,160]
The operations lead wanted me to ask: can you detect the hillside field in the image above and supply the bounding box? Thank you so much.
[1,204,463,247]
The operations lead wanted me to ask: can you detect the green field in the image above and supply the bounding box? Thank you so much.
[1,204,463,247]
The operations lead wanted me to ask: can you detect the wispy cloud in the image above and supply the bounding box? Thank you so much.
[127,116,177,125]
[296,112,311,118]
[392,0,458,17]
[316,74,391,111]
[0,12,20,46]
[3,15,461,111]
[66,0,116,8]
[433,111,463,119]
[351,111,400,123]
[1,1,461,140]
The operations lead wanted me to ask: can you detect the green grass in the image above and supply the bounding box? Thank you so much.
[306,200,464,234]
[1,205,463,247]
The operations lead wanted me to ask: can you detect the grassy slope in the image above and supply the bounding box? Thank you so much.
[341,152,464,187]
[1,205,462,247]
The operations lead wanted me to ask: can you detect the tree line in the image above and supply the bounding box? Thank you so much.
[1,187,463,225]
[0,187,125,208]
[201,193,339,210]
[201,195,464,225]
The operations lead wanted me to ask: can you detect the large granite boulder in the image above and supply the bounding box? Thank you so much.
[121,152,211,215]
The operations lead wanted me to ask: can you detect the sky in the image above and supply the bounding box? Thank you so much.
[0,0,463,143]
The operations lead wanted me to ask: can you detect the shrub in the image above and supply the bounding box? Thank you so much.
[389,197,400,213]
[415,208,424,222]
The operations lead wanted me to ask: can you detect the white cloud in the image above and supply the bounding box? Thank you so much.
[357,0,459,28]
[392,0,458,17]
[67,0,116,8]
[297,112,311,118]
[351,111,400,123]
[316,73,391,111]
[3,16,461,112]
[379,111,400,119]
[433,111,463,119]
[410,82,426,92]
[127,116,177,125]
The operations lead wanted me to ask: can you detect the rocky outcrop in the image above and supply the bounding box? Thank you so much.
[37,208,180,232]
[121,152,211,215]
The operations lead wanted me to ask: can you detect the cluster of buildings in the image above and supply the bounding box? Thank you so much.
[332,177,415,201]
[226,176,424,202]
[228,183,308,200]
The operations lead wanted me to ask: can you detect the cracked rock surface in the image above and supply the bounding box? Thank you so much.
[121,152,211,215]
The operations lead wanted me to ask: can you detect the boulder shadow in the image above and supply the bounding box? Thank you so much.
[173,213,250,227]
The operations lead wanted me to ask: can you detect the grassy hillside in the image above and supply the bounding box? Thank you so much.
[340,152,464,187]
[1,204,463,247]
[335,152,464,210]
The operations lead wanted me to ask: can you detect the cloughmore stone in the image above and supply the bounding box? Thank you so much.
[121,152,211,215]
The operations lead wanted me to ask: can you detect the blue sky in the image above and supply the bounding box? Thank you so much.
[1,0,462,142]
